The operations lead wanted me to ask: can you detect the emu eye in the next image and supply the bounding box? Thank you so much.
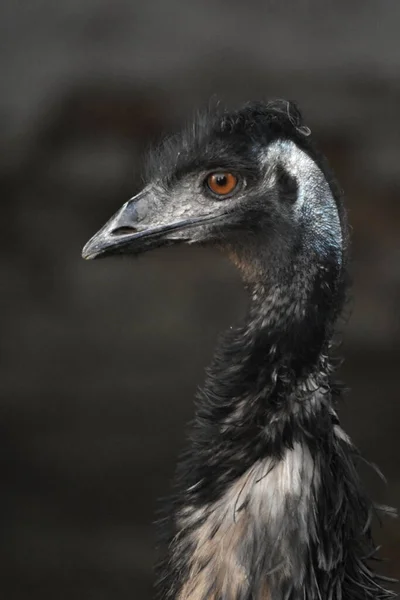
[206,172,238,197]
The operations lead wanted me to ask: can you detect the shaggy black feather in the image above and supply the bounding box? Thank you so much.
[151,102,395,600]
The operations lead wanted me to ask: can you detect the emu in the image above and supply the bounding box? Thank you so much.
[82,101,394,600]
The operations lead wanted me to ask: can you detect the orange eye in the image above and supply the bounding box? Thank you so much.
[206,172,238,196]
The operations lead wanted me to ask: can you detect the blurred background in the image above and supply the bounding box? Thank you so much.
[1,1,399,598]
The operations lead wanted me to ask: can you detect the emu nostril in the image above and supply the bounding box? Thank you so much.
[111,226,138,236]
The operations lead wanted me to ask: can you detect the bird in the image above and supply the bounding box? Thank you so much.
[82,100,395,600]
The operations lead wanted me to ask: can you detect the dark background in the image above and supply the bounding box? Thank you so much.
[1,1,399,598]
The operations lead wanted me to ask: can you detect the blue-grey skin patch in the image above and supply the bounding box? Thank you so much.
[262,139,343,265]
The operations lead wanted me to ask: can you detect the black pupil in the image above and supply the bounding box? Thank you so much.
[215,174,227,187]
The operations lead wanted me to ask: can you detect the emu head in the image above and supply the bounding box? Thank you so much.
[82,101,348,356]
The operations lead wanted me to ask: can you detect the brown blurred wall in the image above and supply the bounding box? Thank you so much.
[1,1,399,598]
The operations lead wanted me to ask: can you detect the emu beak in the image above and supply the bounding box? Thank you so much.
[82,188,217,260]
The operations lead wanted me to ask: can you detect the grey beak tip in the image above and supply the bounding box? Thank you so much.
[82,252,97,261]
[81,239,99,260]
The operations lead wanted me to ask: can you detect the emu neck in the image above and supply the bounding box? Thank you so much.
[158,279,338,600]
[204,253,335,404]
[157,275,389,600]
[188,275,334,483]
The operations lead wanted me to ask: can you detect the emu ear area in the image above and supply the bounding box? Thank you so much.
[275,164,298,205]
